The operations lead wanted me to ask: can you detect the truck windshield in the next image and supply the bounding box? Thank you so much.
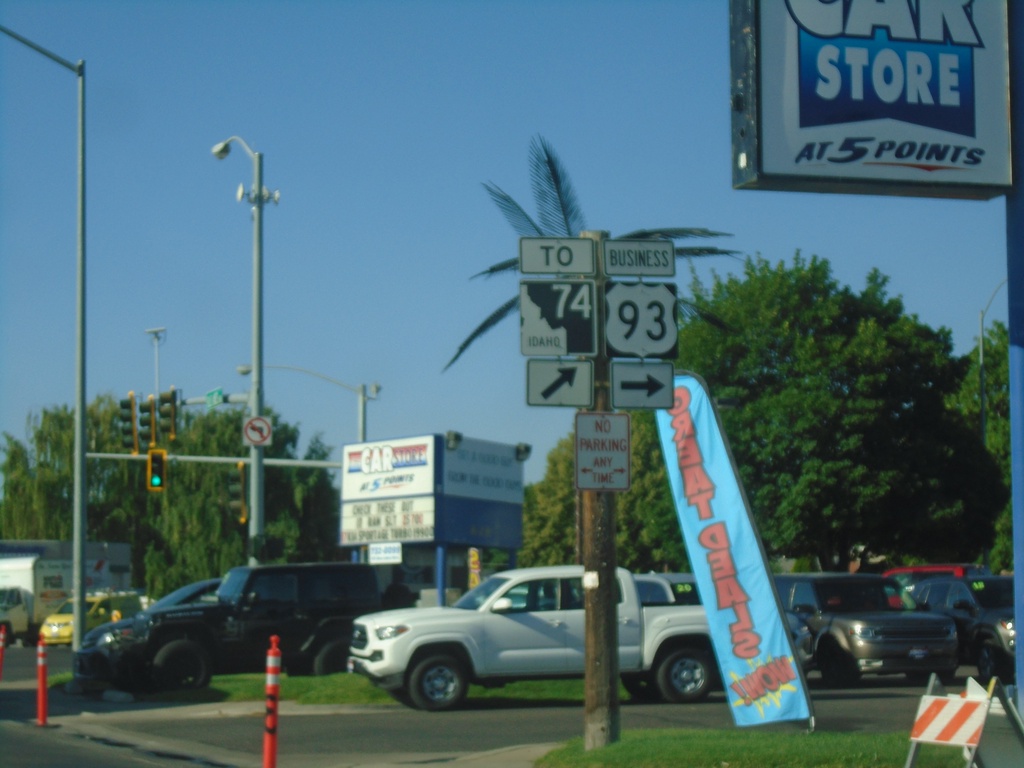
[217,568,251,604]
[453,576,509,610]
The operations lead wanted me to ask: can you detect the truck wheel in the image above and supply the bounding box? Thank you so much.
[817,640,860,687]
[313,640,350,676]
[976,641,1011,683]
[655,647,713,703]
[407,654,467,711]
[152,639,212,690]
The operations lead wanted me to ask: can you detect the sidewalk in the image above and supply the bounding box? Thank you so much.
[45,696,558,768]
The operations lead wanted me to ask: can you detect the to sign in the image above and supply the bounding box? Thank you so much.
[520,237,596,275]
[520,280,597,356]
[243,416,273,447]
[605,282,678,358]
[575,412,630,492]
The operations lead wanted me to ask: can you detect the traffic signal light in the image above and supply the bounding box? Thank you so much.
[228,461,247,523]
[158,387,178,442]
[146,448,168,492]
[138,395,156,448]
[118,392,139,455]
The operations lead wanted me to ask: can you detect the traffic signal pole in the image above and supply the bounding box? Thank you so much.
[580,231,620,750]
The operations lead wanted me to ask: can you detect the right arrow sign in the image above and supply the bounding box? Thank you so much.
[611,361,675,410]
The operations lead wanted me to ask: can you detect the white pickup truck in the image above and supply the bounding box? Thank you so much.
[348,565,713,711]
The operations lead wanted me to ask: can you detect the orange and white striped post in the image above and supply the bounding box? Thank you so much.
[36,634,48,726]
[0,624,7,682]
[263,635,281,768]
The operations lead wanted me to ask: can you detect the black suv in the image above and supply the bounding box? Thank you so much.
[913,575,1016,683]
[776,573,958,686]
[129,563,380,690]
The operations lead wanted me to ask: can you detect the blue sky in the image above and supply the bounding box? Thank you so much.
[0,1,1010,488]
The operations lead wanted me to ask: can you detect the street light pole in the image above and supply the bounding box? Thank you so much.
[236,364,380,442]
[1,24,88,650]
[213,136,278,564]
[145,327,166,396]
[980,278,1007,447]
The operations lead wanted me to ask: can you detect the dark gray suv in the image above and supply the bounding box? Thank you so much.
[776,573,958,686]
[913,575,1016,683]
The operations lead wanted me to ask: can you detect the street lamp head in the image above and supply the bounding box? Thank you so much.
[237,364,253,376]
[212,140,232,159]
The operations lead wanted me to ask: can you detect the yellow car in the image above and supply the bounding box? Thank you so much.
[41,592,144,645]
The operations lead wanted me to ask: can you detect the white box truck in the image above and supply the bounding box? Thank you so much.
[0,541,131,644]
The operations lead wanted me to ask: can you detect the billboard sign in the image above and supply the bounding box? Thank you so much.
[731,0,1011,199]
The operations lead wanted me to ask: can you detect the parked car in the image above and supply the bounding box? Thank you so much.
[127,562,380,690]
[349,565,714,710]
[882,564,988,594]
[912,575,1016,683]
[635,572,814,671]
[775,573,958,686]
[40,591,144,645]
[634,573,702,606]
[73,578,220,690]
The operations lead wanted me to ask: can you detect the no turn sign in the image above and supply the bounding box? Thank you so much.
[243,416,273,447]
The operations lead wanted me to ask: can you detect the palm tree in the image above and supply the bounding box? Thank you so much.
[445,135,737,369]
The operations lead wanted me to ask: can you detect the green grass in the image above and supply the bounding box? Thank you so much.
[537,730,964,768]
[51,673,966,767]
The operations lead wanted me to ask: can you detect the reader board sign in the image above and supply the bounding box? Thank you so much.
[730,0,1011,199]
[656,373,813,727]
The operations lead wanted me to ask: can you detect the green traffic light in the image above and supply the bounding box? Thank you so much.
[152,476,162,487]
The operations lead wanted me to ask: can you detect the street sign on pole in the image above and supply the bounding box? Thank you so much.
[604,239,675,277]
[205,387,225,413]
[575,412,630,492]
[520,279,597,356]
[520,237,596,275]
[611,361,674,409]
[527,359,594,407]
[243,416,273,447]
[604,282,678,358]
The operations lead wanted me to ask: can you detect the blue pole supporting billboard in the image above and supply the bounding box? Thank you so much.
[1006,2,1024,714]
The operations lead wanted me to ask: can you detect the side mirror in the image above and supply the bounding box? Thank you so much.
[492,597,513,613]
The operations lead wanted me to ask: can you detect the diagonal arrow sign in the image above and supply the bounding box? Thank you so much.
[542,366,578,399]
[619,374,665,398]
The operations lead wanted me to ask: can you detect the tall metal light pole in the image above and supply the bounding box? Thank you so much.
[260,364,380,442]
[213,136,278,564]
[1,25,88,650]
[980,279,1008,447]
[145,327,166,396]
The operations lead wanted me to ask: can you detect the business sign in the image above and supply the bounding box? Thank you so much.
[656,373,813,727]
[520,280,597,356]
[441,436,525,505]
[341,496,435,544]
[368,541,403,565]
[604,239,675,277]
[730,0,1011,199]
[342,436,435,501]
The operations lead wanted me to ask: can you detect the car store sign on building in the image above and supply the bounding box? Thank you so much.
[731,0,1011,199]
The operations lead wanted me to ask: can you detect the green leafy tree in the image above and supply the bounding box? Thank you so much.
[950,320,1012,572]
[519,436,577,566]
[2,396,341,598]
[676,253,1006,570]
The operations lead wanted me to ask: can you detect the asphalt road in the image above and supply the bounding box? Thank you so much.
[0,643,968,768]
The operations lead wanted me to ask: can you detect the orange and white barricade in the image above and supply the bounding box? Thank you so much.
[905,675,1024,768]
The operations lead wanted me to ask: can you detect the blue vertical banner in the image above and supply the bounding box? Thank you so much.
[656,373,813,727]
